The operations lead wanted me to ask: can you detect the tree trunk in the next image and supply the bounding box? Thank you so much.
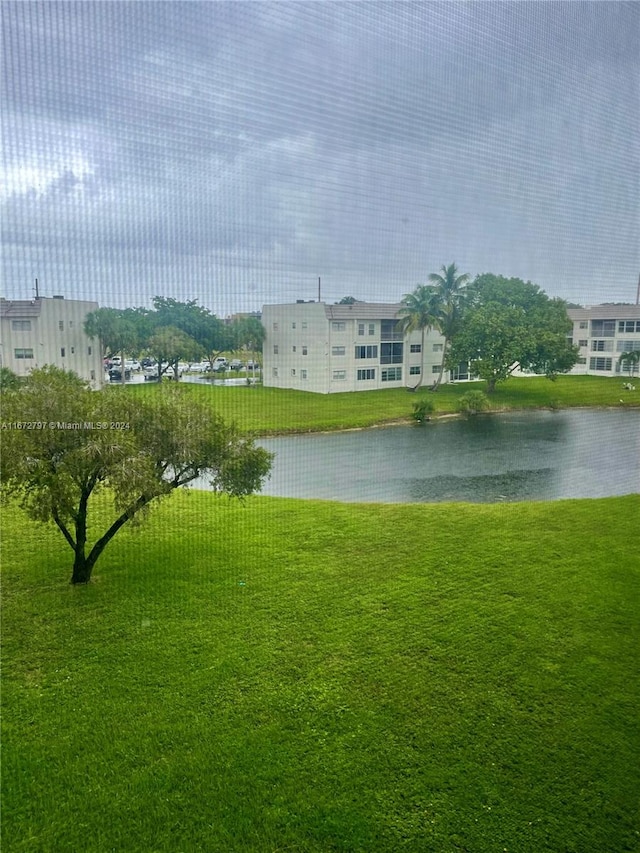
[71,551,94,584]
[431,339,448,391]
[487,377,497,393]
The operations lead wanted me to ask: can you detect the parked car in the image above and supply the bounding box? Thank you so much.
[143,366,160,381]
[245,360,261,370]
[211,361,227,373]
[109,367,131,382]
[125,359,141,372]
[229,359,243,371]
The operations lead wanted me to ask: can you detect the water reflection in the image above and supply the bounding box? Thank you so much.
[194,409,639,504]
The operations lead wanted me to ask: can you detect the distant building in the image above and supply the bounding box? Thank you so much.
[0,296,103,388]
[262,301,456,394]
[567,305,640,376]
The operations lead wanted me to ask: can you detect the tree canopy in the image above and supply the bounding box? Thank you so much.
[448,274,578,391]
[0,367,273,584]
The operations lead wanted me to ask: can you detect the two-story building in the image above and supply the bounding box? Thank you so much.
[567,305,640,376]
[0,296,103,388]
[262,301,452,394]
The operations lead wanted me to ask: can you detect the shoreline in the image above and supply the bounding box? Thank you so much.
[253,403,640,438]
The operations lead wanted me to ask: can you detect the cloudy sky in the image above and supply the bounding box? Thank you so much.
[2,1,638,315]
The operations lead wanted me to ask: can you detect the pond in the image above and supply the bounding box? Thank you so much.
[245,409,639,504]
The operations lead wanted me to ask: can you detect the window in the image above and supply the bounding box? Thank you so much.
[14,347,34,359]
[432,365,441,373]
[69,321,74,328]
[591,340,613,352]
[302,322,307,330]
[577,357,587,364]
[619,320,640,333]
[617,340,640,352]
[579,321,588,329]
[381,319,402,341]
[273,322,279,331]
[358,323,365,336]
[578,339,588,347]
[410,344,421,353]
[357,368,375,380]
[381,367,402,381]
[272,367,278,377]
[332,322,345,332]
[332,370,347,380]
[355,345,378,359]
[302,346,308,355]
[291,368,296,376]
[590,320,615,337]
[292,346,296,352]
[292,322,296,329]
[432,343,443,352]
[590,357,612,371]
[88,346,92,355]
[332,346,345,356]
[59,320,64,331]
[380,342,403,364]
[11,320,31,331]
[90,370,95,380]
[409,366,421,375]
[301,369,307,379]
[61,347,66,357]
[368,323,375,336]
[71,346,75,354]
[273,345,279,354]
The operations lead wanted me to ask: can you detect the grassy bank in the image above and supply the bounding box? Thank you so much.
[2,493,639,852]
[118,375,640,434]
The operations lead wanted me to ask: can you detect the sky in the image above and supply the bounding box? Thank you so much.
[2,1,638,316]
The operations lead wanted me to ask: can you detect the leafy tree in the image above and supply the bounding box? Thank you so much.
[337,296,359,304]
[449,274,578,392]
[149,297,232,370]
[147,326,204,380]
[619,350,640,377]
[427,263,470,390]
[398,285,441,390]
[231,315,265,379]
[84,307,142,384]
[0,367,273,584]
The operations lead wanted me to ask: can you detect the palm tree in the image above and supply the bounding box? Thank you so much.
[398,285,441,390]
[619,350,640,378]
[427,263,470,390]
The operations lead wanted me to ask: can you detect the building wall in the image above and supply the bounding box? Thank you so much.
[262,302,448,394]
[0,297,103,388]
[568,306,640,377]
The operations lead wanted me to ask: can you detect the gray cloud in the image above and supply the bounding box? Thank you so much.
[2,1,638,313]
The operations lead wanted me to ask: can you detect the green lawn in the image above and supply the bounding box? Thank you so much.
[2,493,639,852]
[118,375,640,434]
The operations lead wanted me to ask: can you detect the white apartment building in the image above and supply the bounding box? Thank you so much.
[567,305,640,376]
[0,296,104,388]
[262,301,455,394]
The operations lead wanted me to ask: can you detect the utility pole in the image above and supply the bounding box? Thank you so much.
[636,273,639,305]
[318,276,321,303]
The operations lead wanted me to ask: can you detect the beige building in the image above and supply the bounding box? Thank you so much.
[262,301,454,394]
[567,305,640,376]
[0,296,104,388]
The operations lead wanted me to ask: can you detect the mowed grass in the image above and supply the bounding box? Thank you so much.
[117,375,640,434]
[2,493,639,852]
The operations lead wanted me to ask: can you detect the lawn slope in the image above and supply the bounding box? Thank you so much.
[2,493,639,852]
